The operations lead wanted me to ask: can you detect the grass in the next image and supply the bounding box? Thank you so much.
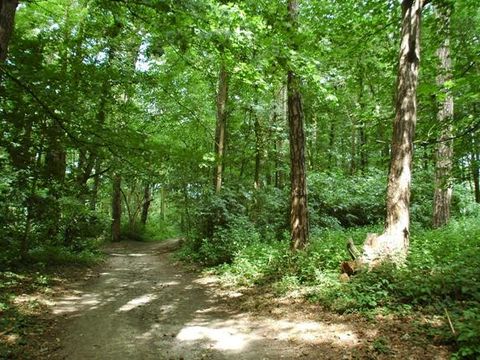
[185,216,480,359]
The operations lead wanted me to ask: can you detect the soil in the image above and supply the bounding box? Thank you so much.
[32,239,450,359]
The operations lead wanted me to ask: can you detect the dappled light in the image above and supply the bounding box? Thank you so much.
[117,294,157,312]
[1,0,478,358]
[43,241,374,359]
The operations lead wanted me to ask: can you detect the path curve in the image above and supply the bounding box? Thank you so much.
[49,240,449,360]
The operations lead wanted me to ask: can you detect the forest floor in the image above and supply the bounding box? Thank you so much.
[15,239,451,359]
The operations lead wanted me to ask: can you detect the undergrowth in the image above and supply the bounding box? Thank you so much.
[0,243,104,358]
[179,216,480,359]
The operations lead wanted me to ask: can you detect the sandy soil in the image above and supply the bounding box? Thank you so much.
[42,239,450,360]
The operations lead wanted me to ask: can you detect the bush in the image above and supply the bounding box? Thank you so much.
[210,216,479,358]
[308,170,386,228]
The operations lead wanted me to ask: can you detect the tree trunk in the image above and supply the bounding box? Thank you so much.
[213,63,228,193]
[473,148,480,203]
[432,4,454,228]
[90,158,102,211]
[44,123,66,241]
[111,174,122,242]
[358,70,368,172]
[288,0,309,251]
[141,184,151,225]
[160,187,167,222]
[350,114,357,175]
[274,85,287,190]
[362,0,424,265]
[254,115,262,190]
[0,0,18,63]
[45,124,67,183]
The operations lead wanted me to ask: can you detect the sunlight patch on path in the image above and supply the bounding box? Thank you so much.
[176,325,253,351]
[53,293,103,314]
[173,312,360,354]
[117,294,157,312]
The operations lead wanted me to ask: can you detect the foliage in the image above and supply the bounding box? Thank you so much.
[212,216,480,358]
[309,171,386,228]
[1,0,480,357]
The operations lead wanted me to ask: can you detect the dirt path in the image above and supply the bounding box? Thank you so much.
[47,240,450,360]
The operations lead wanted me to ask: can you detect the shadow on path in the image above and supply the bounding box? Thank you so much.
[47,240,449,360]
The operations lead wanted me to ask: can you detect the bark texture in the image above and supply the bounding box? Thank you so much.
[112,174,122,242]
[254,115,262,190]
[473,146,480,203]
[362,0,424,264]
[432,5,454,228]
[0,0,18,62]
[213,63,228,193]
[141,184,151,225]
[288,0,309,250]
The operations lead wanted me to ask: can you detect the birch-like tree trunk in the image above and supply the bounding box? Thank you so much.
[362,0,425,264]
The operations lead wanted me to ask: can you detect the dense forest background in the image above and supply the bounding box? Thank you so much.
[1,0,479,358]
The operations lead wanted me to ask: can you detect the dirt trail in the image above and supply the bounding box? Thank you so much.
[48,240,449,360]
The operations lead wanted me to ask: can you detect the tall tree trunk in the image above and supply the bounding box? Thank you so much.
[141,184,151,225]
[213,63,228,193]
[44,123,66,240]
[358,70,368,172]
[350,114,357,175]
[160,187,167,222]
[254,115,262,190]
[432,4,454,228]
[0,0,18,63]
[328,121,335,168]
[473,145,480,203]
[362,0,424,264]
[288,0,309,250]
[44,125,67,183]
[90,158,101,211]
[111,174,122,242]
[274,85,287,189]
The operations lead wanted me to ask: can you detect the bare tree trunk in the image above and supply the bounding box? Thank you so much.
[160,187,167,222]
[432,4,454,228]
[350,114,357,175]
[357,70,368,172]
[44,123,66,241]
[362,0,424,265]
[0,0,18,63]
[328,121,335,168]
[274,85,287,189]
[111,174,122,242]
[141,184,151,225]
[473,146,480,203]
[90,159,101,211]
[254,115,262,190]
[288,0,309,250]
[213,63,228,193]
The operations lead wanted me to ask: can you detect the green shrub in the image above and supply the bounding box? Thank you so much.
[28,244,103,266]
[218,239,290,286]
[308,170,386,228]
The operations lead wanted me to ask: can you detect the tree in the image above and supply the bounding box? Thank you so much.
[432,2,454,228]
[213,63,229,193]
[111,173,122,242]
[287,0,309,250]
[0,0,18,62]
[362,0,426,264]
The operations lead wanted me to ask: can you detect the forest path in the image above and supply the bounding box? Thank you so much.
[48,240,448,360]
